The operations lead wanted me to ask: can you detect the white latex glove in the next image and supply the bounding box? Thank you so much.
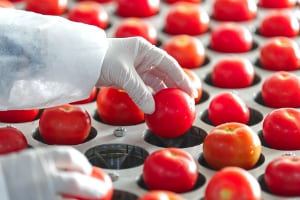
[0,146,108,200]
[97,37,198,114]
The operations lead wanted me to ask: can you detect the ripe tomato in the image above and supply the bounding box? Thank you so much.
[183,68,202,103]
[262,108,300,150]
[211,57,255,88]
[0,126,28,155]
[25,0,68,15]
[258,0,296,8]
[210,23,253,53]
[259,11,299,38]
[96,87,144,126]
[208,92,250,126]
[114,18,158,45]
[165,0,201,3]
[205,166,262,200]
[143,147,198,193]
[164,2,209,35]
[144,88,196,138]
[212,0,257,22]
[70,87,97,105]
[261,71,300,108]
[0,109,39,123]
[138,190,187,200]
[259,37,300,71]
[162,34,206,69]
[67,1,109,30]
[39,104,91,145]
[0,0,14,8]
[203,122,262,170]
[116,0,160,18]
[264,155,300,197]
[78,0,112,2]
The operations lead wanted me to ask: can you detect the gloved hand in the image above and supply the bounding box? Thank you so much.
[97,37,198,114]
[0,146,108,200]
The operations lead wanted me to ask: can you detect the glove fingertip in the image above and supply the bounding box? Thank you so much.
[138,95,155,114]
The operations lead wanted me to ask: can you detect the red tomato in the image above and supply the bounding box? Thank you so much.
[164,2,209,35]
[264,155,300,197]
[39,104,91,145]
[165,0,202,3]
[183,68,202,103]
[70,87,97,105]
[210,23,253,53]
[259,11,299,38]
[0,109,39,123]
[114,18,158,45]
[208,92,250,126]
[25,0,68,15]
[138,190,187,200]
[261,71,300,108]
[258,0,296,8]
[0,126,28,155]
[259,37,300,71]
[96,87,144,126]
[144,88,196,138]
[211,57,255,88]
[203,122,262,170]
[0,0,14,8]
[67,1,109,30]
[162,34,206,69]
[262,108,300,150]
[78,0,112,2]
[205,166,262,200]
[143,147,198,193]
[212,0,257,21]
[116,0,160,18]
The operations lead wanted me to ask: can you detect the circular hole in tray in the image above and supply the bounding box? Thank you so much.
[206,40,259,53]
[112,189,138,200]
[85,143,149,169]
[203,72,261,88]
[198,152,265,170]
[197,89,210,105]
[136,172,206,193]
[200,107,264,126]
[257,174,273,195]
[144,126,207,148]
[32,126,97,144]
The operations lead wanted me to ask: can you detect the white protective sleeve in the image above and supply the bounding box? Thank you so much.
[0,8,108,110]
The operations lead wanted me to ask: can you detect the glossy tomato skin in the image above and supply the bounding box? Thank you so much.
[39,104,91,145]
[264,155,300,197]
[0,126,28,155]
[116,0,160,17]
[212,57,255,88]
[96,87,144,126]
[205,166,262,200]
[203,122,262,170]
[208,92,250,126]
[25,0,68,15]
[262,108,300,150]
[143,148,198,193]
[258,0,296,8]
[0,109,39,123]
[164,2,209,35]
[210,23,253,53]
[0,0,14,8]
[114,18,158,45]
[259,37,300,71]
[261,71,300,108]
[137,190,187,200]
[144,88,196,138]
[259,11,299,38]
[212,0,257,21]
[67,1,109,30]
[70,87,97,105]
[162,34,206,69]
[183,68,202,103]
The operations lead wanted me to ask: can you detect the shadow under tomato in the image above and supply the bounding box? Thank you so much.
[112,189,138,200]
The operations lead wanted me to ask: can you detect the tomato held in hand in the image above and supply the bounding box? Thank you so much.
[211,57,255,88]
[205,166,262,200]
[96,87,144,126]
[183,68,202,103]
[262,108,300,150]
[71,87,97,105]
[258,0,296,8]
[25,0,68,15]
[138,190,187,200]
[208,92,250,126]
[0,109,39,123]
[143,147,198,193]
[39,104,91,145]
[162,34,206,69]
[116,0,160,18]
[203,122,262,170]
[261,71,300,108]
[144,88,196,138]
[67,1,109,30]
[0,126,28,155]
[212,0,257,22]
